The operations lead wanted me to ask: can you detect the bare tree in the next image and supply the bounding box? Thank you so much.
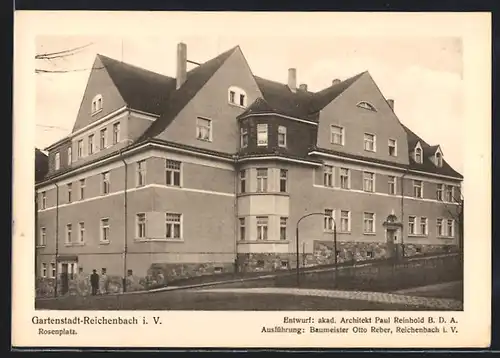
[35,42,103,74]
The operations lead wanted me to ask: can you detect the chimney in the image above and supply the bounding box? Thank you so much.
[176,42,187,90]
[332,79,341,85]
[299,83,308,91]
[387,99,395,110]
[288,68,297,92]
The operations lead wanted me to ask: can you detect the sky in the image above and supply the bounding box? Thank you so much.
[35,35,464,174]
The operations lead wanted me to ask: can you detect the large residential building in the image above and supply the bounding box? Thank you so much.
[35,43,463,291]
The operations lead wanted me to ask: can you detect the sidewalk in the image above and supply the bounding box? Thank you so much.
[195,287,463,310]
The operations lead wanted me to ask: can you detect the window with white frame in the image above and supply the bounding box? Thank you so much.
[166,213,182,240]
[66,224,72,244]
[67,183,72,203]
[363,212,375,233]
[447,219,455,237]
[196,117,212,142]
[323,165,333,187]
[420,217,428,235]
[239,170,246,193]
[364,133,376,152]
[78,222,85,243]
[113,122,120,144]
[67,147,72,165]
[102,172,110,195]
[435,151,443,167]
[340,210,350,232]
[228,86,247,107]
[88,134,94,155]
[50,263,56,278]
[54,152,60,170]
[278,126,287,147]
[445,185,454,202]
[363,172,375,192]
[100,218,110,242]
[166,160,181,187]
[239,218,246,241]
[388,139,397,156]
[100,128,108,150]
[79,178,85,200]
[280,217,288,240]
[39,227,46,246]
[41,263,47,278]
[324,209,334,231]
[437,218,444,237]
[41,191,46,209]
[91,94,103,114]
[330,125,344,145]
[357,101,376,111]
[340,168,350,189]
[257,124,268,146]
[436,184,444,201]
[136,160,146,187]
[136,213,146,239]
[280,169,288,193]
[414,147,423,163]
[388,175,396,195]
[256,216,268,240]
[408,216,416,235]
[256,168,268,193]
[413,180,423,198]
[240,127,248,148]
[77,140,83,158]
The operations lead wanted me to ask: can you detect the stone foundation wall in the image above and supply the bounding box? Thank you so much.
[35,261,237,297]
[237,241,459,273]
[148,262,235,284]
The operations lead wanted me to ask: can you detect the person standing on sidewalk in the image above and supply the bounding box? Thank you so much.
[90,269,99,296]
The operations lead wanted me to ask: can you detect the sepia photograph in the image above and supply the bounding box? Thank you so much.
[13,11,490,348]
[33,34,464,312]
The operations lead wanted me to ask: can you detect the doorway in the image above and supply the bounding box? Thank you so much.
[386,229,397,259]
[60,263,69,295]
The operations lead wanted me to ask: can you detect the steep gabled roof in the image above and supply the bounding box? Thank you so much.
[138,46,239,141]
[98,54,176,115]
[238,97,276,117]
[308,71,366,113]
[425,144,441,157]
[402,125,462,178]
[253,76,317,121]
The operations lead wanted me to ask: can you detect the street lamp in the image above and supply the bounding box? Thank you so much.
[295,212,337,287]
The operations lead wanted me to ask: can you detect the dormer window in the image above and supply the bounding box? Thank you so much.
[357,101,377,112]
[435,152,443,167]
[414,142,423,164]
[228,86,247,108]
[91,94,103,115]
[434,147,443,167]
[415,148,422,163]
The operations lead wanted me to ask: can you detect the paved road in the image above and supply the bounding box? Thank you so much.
[195,287,463,310]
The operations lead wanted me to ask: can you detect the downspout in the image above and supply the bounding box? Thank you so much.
[119,149,128,292]
[54,182,59,297]
[233,155,239,274]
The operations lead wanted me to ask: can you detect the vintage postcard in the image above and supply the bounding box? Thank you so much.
[12,11,491,349]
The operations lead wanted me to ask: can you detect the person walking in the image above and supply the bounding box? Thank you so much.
[90,269,99,296]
